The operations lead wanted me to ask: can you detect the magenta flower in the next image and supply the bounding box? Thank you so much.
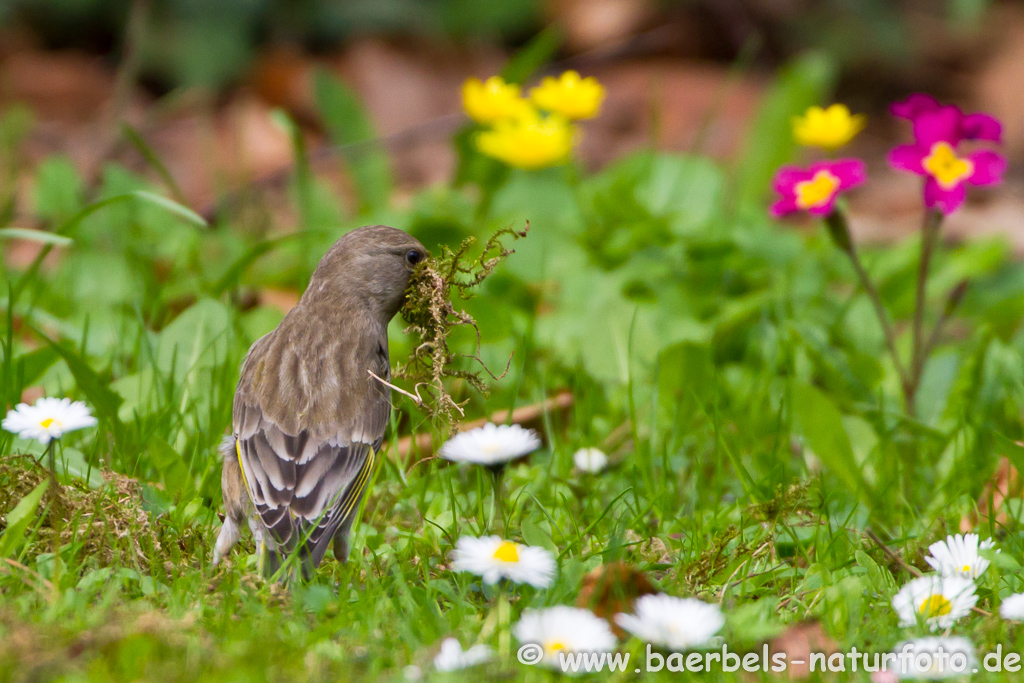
[770,159,867,217]
[891,94,1002,144]
[888,104,1006,214]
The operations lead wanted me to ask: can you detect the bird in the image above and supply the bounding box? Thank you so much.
[212,225,427,579]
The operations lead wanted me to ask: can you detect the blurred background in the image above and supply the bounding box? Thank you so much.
[3,0,1024,244]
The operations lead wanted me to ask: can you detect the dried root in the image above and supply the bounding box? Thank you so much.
[396,223,528,429]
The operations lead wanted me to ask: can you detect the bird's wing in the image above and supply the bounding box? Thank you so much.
[231,331,391,565]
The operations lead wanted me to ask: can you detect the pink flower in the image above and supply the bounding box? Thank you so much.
[888,104,1006,214]
[891,94,1002,144]
[770,159,867,217]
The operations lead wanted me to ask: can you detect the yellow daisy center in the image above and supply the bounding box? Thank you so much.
[40,418,55,428]
[545,640,567,655]
[795,171,840,209]
[493,541,520,563]
[923,142,973,189]
[919,594,953,618]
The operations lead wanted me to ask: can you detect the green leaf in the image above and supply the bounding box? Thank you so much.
[208,231,307,295]
[855,549,896,595]
[521,518,556,553]
[656,341,714,423]
[41,336,123,424]
[54,447,105,488]
[121,124,188,205]
[0,480,48,558]
[735,52,835,207]
[132,191,207,228]
[0,228,72,246]
[313,69,393,213]
[12,346,59,389]
[500,27,562,84]
[147,436,191,492]
[156,298,232,381]
[791,382,869,499]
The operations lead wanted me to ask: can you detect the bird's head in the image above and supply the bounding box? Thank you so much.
[303,225,427,322]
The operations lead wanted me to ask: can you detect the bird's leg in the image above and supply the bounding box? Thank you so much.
[212,516,240,567]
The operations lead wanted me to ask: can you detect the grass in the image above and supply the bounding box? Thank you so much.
[3,55,1024,681]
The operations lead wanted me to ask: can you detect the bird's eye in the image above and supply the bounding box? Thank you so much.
[405,250,423,266]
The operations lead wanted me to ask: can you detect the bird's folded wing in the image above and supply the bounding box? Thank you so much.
[234,409,379,561]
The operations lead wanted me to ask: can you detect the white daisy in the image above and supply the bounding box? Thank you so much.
[2,397,98,445]
[513,606,617,670]
[451,535,555,588]
[614,593,724,651]
[433,638,493,672]
[892,575,977,630]
[924,533,997,580]
[888,637,976,680]
[999,592,1024,621]
[573,447,608,474]
[438,423,541,467]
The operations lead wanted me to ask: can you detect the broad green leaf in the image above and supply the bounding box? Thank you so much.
[156,298,232,381]
[313,69,393,213]
[656,341,714,423]
[791,382,868,499]
[147,436,191,492]
[635,154,725,235]
[12,346,59,389]
[521,518,556,553]
[855,549,897,595]
[42,337,123,424]
[33,156,83,223]
[0,480,48,558]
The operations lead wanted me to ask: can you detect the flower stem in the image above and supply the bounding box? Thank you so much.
[487,466,507,535]
[920,280,968,363]
[43,440,58,485]
[496,590,511,660]
[824,210,911,401]
[908,210,944,409]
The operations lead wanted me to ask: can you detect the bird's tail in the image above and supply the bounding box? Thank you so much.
[260,542,315,584]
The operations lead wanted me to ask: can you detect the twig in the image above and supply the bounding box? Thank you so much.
[395,391,574,460]
[864,529,921,577]
[368,369,424,406]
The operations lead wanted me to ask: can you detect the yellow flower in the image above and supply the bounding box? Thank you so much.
[462,76,533,124]
[529,71,605,120]
[476,112,575,170]
[792,104,866,150]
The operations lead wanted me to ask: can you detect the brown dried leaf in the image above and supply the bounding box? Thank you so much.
[576,561,657,636]
[960,456,1021,533]
[768,620,838,680]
